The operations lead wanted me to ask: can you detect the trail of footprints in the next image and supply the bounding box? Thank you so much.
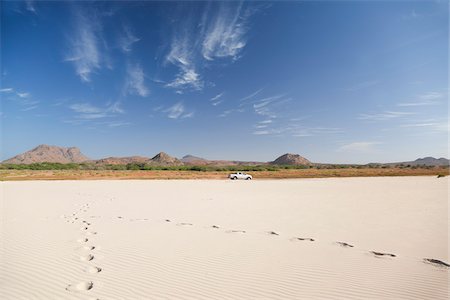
[113,214,449,269]
[63,203,102,297]
[61,196,447,297]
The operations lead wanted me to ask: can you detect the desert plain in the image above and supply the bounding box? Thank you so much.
[0,176,448,299]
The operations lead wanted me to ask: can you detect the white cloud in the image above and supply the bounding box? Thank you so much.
[4,89,39,110]
[108,101,124,114]
[119,26,140,53]
[164,2,258,92]
[253,130,270,135]
[252,94,288,118]
[16,92,30,98]
[201,2,251,61]
[210,92,224,106]
[240,88,263,103]
[164,102,194,119]
[25,0,36,14]
[166,66,203,90]
[400,119,449,133]
[21,105,38,111]
[105,121,131,128]
[69,101,124,120]
[419,92,443,100]
[338,142,381,153]
[358,111,415,121]
[125,63,149,97]
[397,91,443,106]
[211,93,223,101]
[69,103,102,114]
[165,34,203,90]
[65,9,102,82]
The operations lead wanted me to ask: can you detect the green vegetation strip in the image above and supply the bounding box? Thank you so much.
[0,162,446,172]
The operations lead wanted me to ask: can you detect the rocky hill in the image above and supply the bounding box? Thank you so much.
[93,156,150,165]
[384,157,450,167]
[3,144,90,164]
[150,152,183,166]
[271,153,311,165]
[181,155,208,164]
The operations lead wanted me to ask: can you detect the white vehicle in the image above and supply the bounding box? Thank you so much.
[229,172,252,180]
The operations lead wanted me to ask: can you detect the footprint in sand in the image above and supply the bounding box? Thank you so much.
[165,219,171,222]
[211,225,220,229]
[66,281,94,292]
[82,221,91,226]
[336,242,354,248]
[80,245,96,251]
[267,231,279,236]
[370,251,396,258]
[77,238,89,243]
[177,223,193,226]
[84,266,102,274]
[295,237,315,242]
[80,254,95,261]
[424,258,450,268]
[226,230,246,234]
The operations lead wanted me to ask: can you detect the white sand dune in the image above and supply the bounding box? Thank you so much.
[0,177,448,299]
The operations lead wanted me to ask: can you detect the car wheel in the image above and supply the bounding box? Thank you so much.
[246,177,252,180]
[232,177,237,180]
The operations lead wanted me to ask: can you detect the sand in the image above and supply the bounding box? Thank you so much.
[0,177,448,299]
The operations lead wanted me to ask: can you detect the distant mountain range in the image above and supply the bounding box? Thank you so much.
[377,157,450,167]
[2,145,89,164]
[2,145,449,167]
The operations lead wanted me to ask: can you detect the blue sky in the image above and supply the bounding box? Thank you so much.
[1,0,448,163]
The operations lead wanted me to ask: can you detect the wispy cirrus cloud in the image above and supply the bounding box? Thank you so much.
[338,142,381,153]
[240,88,263,103]
[397,91,443,107]
[400,119,449,133]
[17,92,30,98]
[253,124,342,138]
[65,7,103,82]
[210,92,224,106]
[119,25,140,53]
[218,108,244,118]
[201,2,252,61]
[164,2,258,92]
[2,88,39,111]
[252,94,290,118]
[165,31,203,91]
[125,63,149,97]
[358,111,415,121]
[69,101,124,120]
[164,102,194,119]
[25,0,36,14]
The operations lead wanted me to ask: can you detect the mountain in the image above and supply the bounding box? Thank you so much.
[93,156,150,165]
[150,152,183,166]
[411,157,449,166]
[2,144,89,164]
[383,157,450,167]
[181,155,208,164]
[271,153,311,165]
